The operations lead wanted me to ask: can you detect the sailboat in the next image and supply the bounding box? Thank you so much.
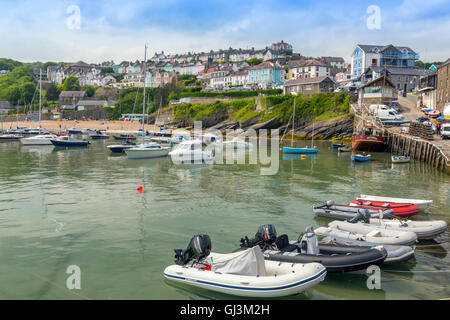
[20,69,58,145]
[126,45,170,160]
[282,93,318,154]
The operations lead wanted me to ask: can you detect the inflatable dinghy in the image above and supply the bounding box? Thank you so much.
[313,200,418,220]
[348,200,419,217]
[237,225,387,273]
[321,236,415,264]
[163,234,326,298]
[357,194,432,211]
[315,221,418,246]
[342,208,447,239]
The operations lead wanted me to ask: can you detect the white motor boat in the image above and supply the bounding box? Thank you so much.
[164,243,326,298]
[81,128,96,134]
[357,194,432,211]
[169,139,213,164]
[315,221,418,246]
[222,137,254,151]
[125,142,170,159]
[20,134,59,145]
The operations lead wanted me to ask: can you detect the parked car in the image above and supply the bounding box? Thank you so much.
[441,124,450,140]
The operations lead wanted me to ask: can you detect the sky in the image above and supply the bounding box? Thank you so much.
[0,0,449,64]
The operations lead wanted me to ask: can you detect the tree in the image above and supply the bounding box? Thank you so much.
[46,83,60,101]
[248,58,263,66]
[20,82,36,105]
[82,85,96,97]
[100,67,114,74]
[63,76,80,91]
[5,85,21,105]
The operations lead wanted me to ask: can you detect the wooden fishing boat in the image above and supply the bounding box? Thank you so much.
[351,154,371,162]
[352,135,386,152]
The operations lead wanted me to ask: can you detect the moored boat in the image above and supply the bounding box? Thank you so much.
[238,225,387,272]
[392,155,411,163]
[20,134,59,145]
[321,236,415,264]
[357,194,432,211]
[50,136,89,147]
[68,128,82,134]
[352,135,387,152]
[0,134,24,141]
[163,235,326,298]
[113,134,136,140]
[348,199,419,217]
[89,131,109,139]
[107,140,136,153]
[337,146,352,152]
[126,142,170,159]
[169,139,213,164]
[351,153,371,162]
[315,222,418,246]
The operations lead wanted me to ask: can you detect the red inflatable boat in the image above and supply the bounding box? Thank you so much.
[347,200,419,217]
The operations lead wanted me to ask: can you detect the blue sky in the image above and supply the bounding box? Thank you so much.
[0,0,449,63]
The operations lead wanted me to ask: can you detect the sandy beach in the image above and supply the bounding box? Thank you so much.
[0,120,164,134]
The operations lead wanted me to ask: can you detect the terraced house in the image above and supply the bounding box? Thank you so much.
[287,59,331,80]
[247,62,283,89]
[437,58,450,112]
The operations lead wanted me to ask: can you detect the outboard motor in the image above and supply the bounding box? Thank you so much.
[240,224,277,249]
[299,227,320,255]
[348,208,371,224]
[326,200,335,208]
[174,234,211,265]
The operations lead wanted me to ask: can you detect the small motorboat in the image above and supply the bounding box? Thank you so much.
[113,134,136,140]
[163,235,326,298]
[348,199,419,217]
[392,155,410,163]
[313,200,419,219]
[357,194,432,211]
[107,140,136,153]
[337,146,352,152]
[351,153,371,162]
[238,225,387,273]
[20,134,59,145]
[125,142,170,159]
[50,136,89,147]
[283,146,318,154]
[222,137,254,151]
[331,143,345,149]
[315,222,418,246]
[169,139,214,164]
[321,236,415,264]
[0,134,24,141]
[346,209,448,240]
[89,131,109,139]
[81,128,96,134]
[68,128,82,134]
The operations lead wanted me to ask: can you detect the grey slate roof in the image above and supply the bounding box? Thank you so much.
[357,44,416,54]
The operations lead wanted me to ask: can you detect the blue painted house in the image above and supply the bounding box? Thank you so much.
[247,61,283,89]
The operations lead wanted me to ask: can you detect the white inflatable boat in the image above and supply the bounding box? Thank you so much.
[357,194,432,211]
[364,218,448,239]
[164,240,326,298]
[315,221,418,246]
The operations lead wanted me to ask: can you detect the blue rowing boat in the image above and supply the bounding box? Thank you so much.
[283,146,318,154]
[351,154,371,162]
[331,143,345,149]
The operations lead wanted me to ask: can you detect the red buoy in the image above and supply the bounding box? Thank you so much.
[137,186,143,194]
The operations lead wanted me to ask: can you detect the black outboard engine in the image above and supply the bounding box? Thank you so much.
[240,224,277,249]
[174,234,211,265]
[347,208,371,224]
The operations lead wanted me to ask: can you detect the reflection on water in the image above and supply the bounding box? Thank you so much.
[0,139,449,300]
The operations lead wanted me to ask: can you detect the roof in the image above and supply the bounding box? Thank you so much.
[59,91,87,98]
[76,100,108,106]
[248,61,280,70]
[360,76,395,89]
[284,76,334,86]
[438,58,450,69]
[321,56,345,63]
[70,61,91,68]
[366,66,429,76]
[288,59,329,69]
[357,44,416,54]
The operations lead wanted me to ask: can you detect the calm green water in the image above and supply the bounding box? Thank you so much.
[0,138,449,300]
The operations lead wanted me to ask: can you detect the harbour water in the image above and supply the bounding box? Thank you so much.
[0,138,449,300]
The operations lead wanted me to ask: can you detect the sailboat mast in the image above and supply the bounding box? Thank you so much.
[39,68,42,133]
[291,96,296,147]
[142,44,147,144]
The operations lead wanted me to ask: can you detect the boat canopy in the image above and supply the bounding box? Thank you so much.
[211,246,266,277]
